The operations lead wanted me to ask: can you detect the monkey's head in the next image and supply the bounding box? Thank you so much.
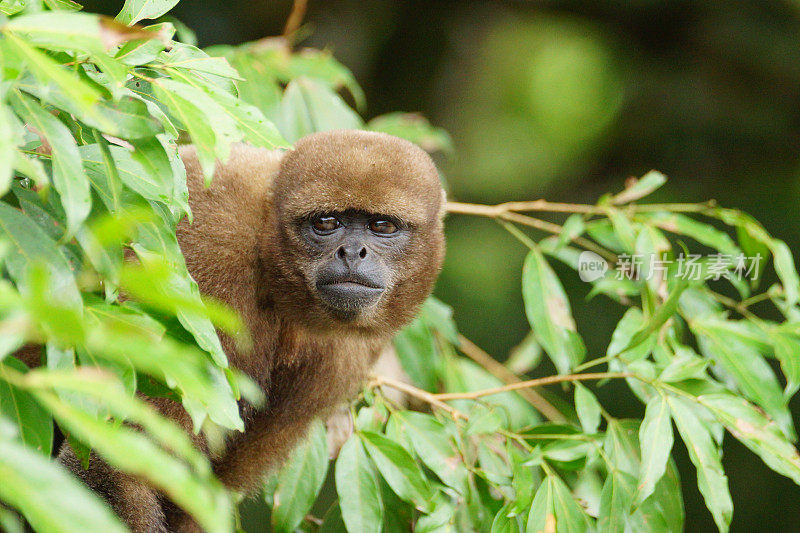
[265,130,445,333]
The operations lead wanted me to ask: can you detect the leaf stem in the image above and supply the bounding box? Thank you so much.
[282,0,308,39]
[432,372,632,401]
[368,375,468,421]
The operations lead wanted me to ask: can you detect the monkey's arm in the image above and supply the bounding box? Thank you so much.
[59,445,168,533]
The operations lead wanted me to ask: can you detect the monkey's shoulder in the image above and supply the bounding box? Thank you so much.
[179,143,285,210]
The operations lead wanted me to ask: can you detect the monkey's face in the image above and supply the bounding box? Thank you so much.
[298,209,411,318]
[267,129,446,332]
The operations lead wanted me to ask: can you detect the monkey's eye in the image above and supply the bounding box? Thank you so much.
[369,219,398,235]
[312,215,341,234]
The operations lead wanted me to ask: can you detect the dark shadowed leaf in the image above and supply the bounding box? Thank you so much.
[0,358,53,455]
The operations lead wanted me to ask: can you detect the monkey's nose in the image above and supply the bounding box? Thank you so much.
[336,244,368,264]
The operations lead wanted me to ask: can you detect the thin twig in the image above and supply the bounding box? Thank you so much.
[369,375,468,421]
[446,200,717,216]
[708,290,759,320]
[447,201,600,216]
[282,0,308,39]
[432,372,632,401]
[446,201,618,263]
[457,334,565,422]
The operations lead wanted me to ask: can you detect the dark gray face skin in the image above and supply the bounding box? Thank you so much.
[299,210,411,319]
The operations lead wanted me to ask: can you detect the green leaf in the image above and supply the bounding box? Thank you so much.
[597,470,635,533]
[636,395,673,506]
[773,332,800,396]
[335,436,383,533]
[506,331,542,375]
[522,247,585,374]
[115,22,172,65]
[0,358,53,455]
[555,214,586,250]
[0,102,21,195]
[658,344,709,383]
[284,48,366,110]
[360,431,434,510]
[713,209,799,305]
[80,141,172,205]
[81,312,242,431]
[478,440,511,485]
[616,276,690,358]
[771,240,800,307]
[224,51,282,120]
[152,77,238,182]
[166,68,287,149]
[415,494,455,533]
[13,151,49,187]
[667,395,732,532]
[126,222,234,367]
[606,208,637,252]
[491,502,521,533]
[3,12,145,55]
[612,170,667,204]
[367,112,453,153]
[43,0,83,10]
[116,0,179,25]
[691,317,794,439]
[0,431,127,533]
[699,393,800,486]
[10,91,91,237]
[392,411,468,493]
[2,33,102,117]
[466,403,504,436]
[443,358,539,430]
[277,77,363,143]
[639,212,740,256]
[28,371,233,532]
[0,203,82,312]
[526,473,555,533]
[272,420,329,533]
[158,42,242,79]
[97,97,166,139]
[527,474,589,533]
[574,383,601,434]
[420,296,459,344]
[392,317,437,391]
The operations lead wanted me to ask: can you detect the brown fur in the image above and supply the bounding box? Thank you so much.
[59,130,445,532]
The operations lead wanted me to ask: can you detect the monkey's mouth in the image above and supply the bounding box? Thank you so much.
[316,277,385,312]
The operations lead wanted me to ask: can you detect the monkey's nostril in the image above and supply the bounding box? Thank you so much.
[337,247,346,259]
[359,248,367,259]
